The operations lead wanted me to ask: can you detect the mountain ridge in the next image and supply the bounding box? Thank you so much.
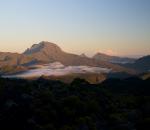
[93,52,136,64]
[123,55,150,72]
[0,41,143,75]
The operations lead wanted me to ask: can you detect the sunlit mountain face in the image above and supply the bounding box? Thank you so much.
[0,41,136,75]
[0,41,149,83]
[4,62,111,78]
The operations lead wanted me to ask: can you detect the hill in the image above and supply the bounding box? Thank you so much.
[123,55,150,72]
[93,52,135,64]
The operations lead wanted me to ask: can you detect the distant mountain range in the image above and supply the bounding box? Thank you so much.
[93,52,136,64]
[93,52,150,73]
[0,41,149,81]
[122,55,150,72]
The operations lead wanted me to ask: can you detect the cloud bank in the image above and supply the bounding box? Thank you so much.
[4,62,111,78]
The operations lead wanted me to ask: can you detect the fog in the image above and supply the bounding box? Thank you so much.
[4,62,111,78]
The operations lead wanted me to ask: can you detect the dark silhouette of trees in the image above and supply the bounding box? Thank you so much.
[0,77,149,130]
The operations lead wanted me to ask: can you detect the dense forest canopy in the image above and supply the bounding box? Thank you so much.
[0,77,150,130]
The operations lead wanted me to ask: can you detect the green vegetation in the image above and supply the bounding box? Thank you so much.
[0,77,149,130]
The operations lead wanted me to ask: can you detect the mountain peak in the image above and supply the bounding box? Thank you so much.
[23,41,61,55]
[38,41,56,46]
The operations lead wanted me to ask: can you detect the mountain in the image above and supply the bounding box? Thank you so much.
[93,52,135,64]
[0,52,38,74]
[0,52,34,66]
[0,52,32,74]
[0,41,136,75]
[23,41,99,66]
[23,41,95,65]
[23,41,135,73]
[123,55,150,72]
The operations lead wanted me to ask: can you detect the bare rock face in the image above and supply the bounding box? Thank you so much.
[0,52,34,74]
[0,52,34,67]
[23,41,66,63]
[24,41,62,55]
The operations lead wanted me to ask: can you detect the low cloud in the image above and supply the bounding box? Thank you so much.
[4,62,111,78]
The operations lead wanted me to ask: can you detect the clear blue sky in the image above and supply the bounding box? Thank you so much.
[0,0,150,57]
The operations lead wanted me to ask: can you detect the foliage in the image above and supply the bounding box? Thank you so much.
[0,77,149,130]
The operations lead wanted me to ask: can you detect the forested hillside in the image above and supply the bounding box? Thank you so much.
[0,77,149,130]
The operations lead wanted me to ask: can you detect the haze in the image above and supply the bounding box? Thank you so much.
[0,0,150,57]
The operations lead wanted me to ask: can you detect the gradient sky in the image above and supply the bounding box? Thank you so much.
[0,0,150,57]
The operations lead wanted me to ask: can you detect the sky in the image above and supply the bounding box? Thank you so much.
[0,0,150,57]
